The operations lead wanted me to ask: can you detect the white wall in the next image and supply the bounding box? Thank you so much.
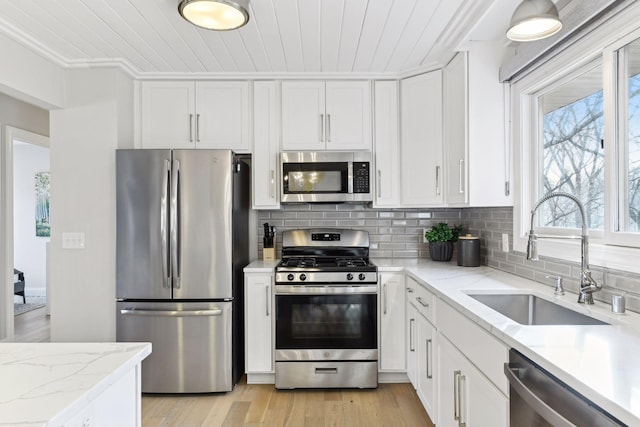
[49,67,133,342]
[13,142,50,295]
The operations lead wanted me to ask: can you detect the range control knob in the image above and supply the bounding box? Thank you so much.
[287,273,294,281]
[359,273,367,281]
[300,273,307,281]
[346,273,354,281]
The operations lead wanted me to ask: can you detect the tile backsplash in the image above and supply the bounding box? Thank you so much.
[257,204,640,312]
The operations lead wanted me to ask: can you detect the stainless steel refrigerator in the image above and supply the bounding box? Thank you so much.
[115,149,249,393]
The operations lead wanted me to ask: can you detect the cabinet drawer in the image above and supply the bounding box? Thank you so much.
[437,300,508,395]
[406,276,434,322]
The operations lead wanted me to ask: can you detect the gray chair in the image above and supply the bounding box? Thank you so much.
[14,268,25,304]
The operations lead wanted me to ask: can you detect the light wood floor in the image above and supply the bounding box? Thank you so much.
[13,309,434,426]
[13,306,50,342]
[142,377,434,427]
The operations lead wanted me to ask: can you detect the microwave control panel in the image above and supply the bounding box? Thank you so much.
[353,162,370,193]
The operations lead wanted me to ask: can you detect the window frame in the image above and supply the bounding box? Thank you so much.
[512,3,640,274]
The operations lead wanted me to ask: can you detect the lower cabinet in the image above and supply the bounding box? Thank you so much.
[436,334,508,427]
[379,273,406,372]
[416,312,436,421]
[244,272,274,381]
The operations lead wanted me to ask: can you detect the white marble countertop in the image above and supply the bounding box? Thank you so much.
[244,259,280,272]
[0,342,151,427]
[373,258,640,425]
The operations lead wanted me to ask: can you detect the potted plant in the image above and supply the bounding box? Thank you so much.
[424,223,463,262]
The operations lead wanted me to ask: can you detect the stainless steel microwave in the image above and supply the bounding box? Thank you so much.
[280,151,373,203]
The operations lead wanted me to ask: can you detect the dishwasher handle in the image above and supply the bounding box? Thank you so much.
[504,363,575,427]
[120,308,223,317]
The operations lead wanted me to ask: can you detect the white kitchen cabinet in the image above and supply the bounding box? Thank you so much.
[444,53,468,206]
[373,81,401,207]
[252,81,280,209]
[244,272,274,378]
[406,300,418,386]
[140,81,250,151]
[416,312,436,422]
[437,333,508,427]
[379,273,405,372]
[400,70,444,206]
[281,81,371,151]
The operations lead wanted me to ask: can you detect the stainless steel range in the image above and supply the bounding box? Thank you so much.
[274,229,378,389]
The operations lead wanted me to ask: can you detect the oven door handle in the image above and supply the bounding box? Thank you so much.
[275,285,378,295]
[504,363,574,427]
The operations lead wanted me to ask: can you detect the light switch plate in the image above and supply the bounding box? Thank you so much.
[62,232,85,249]
[502,233,509,253]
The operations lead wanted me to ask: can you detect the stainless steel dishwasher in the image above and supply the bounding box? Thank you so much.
[505,349,627,426]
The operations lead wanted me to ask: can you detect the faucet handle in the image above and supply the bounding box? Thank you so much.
[545,275,565,296]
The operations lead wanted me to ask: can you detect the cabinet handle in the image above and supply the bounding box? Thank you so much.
[416,297,429,308]
[377,170,382,198]
[436,166,441,196]
[459,373,467,427]
[270,170,275,198]
[265,285,270,316]
[409,318,415,352]
[459,159,465,194]
[454,370,461,422]
[383,283,388,315]
[320,114,324,142]
[196,113,201,142]
[407,287,414,293]
[327,114,331,142]
[426,339,433,379]
[189,114,193,142]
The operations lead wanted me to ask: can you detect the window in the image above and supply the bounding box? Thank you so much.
[617,37,640,233]
[539,65,604,230]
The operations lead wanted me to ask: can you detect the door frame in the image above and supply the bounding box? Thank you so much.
[1,125,49,341]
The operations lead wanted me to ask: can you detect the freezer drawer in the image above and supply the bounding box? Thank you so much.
[116,301,232,393]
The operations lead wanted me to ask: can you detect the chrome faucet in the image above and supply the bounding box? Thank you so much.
[527,192,601,304]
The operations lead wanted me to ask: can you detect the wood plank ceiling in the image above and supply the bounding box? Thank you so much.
[0,0,501,78]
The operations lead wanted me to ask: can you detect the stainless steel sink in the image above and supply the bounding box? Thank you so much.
[468,293,609,325]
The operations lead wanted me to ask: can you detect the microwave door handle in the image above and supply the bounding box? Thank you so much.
[348,161,354,194]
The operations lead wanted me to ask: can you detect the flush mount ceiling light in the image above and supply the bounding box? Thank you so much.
[178,0,249,31]
[507,0,562,42]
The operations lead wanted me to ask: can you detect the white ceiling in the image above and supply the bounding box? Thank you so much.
[0,0,512,78]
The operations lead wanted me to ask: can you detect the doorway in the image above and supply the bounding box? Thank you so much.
[2,126,50,341]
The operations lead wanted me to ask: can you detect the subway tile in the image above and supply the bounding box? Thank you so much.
[324,212,352,219]
[379,212,405,219]
[311,220,338,227]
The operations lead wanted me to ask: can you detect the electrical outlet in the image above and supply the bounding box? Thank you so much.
[502,233,509,253]
[423,229,429,243]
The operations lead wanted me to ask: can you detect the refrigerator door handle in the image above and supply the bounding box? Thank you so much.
[119,308,223,317]
[161,159,171,288]
[171,159,181,289]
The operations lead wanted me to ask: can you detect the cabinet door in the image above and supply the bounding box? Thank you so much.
[281,81,326,150]
[373,81,400,207]
[195,81,250,151]
[379,273,405,371]
[244,273,273,373]
[444,53,468,205]
[253,81,280,209]
[400,71,444,206]
[141,82,195,149]
[416,314,436,423]
[437,334,508,427]
[406,301,418,386]
[325,81,372,150]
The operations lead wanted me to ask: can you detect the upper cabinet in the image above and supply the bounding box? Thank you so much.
[281,81,372,151]
[373,81,401,207]
[139,81,250,152]
[252,81,280,209]
[400,70,444,206]
[446,44,512,207]
[443,53,469,206]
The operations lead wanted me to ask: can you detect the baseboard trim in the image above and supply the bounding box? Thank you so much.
[378,371,410,383]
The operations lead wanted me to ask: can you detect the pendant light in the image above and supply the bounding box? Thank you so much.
[507,0,562,42]
[178,0,249,31]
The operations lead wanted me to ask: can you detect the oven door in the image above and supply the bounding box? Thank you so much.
[281,160,350,203]
[275,289,377,357]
